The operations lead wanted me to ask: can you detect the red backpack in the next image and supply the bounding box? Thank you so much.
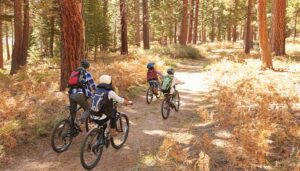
[68,68,86,88]
[147,69,158,81]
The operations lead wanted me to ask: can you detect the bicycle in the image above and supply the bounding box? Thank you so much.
[146,80,162,104]
[80,102,130,170]
[161,87,180,120]
[51,106,95,153]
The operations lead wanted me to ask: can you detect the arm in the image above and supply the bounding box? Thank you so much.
[173,77,184,85]
[157,70,164,78]
[108,91,133,105]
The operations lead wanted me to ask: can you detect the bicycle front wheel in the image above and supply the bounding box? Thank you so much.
[174,91,180,112]
[146,86,154,104]
[80,128,104,170]
[51,119,73,153]
[85,116,97,132]
[161,98,170,119]
[111,113,129,149]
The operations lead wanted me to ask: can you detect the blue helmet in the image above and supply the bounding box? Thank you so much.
[147,62,155,69]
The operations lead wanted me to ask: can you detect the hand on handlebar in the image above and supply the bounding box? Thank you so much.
[124,100,133,105]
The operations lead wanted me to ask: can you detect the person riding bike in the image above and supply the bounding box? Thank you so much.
[69,59,96,132]
[90,75,133,136]
[147,62,163,95]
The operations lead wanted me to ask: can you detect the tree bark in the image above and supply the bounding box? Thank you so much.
[245,0,252,54]
[180,0,189,45]
[258,0,272,69]
[134,0,141,46]
[294,11,298,43]
[211,0,215,42]
[232,0,238,42]
[174,19,177,44]
[271,0,286,56]
[20,0,30,66]
[0,21,3,69]
[50,16,55,58]
[59,0,85,90]
[193,0,199,44]
[10,0,23,75]
[227,26,231,41]
[201,0,206,43]
[187,0,194,44]
[120,0,128,54]
[5,23,10,60]
[142,0,150,49]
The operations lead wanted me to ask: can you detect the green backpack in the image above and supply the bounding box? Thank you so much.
[161,75,173,91]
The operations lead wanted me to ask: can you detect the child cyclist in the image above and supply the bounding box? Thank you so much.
[147,62,163,95]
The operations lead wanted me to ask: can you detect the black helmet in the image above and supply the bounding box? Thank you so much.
[167,68,174,75]
[80,59,90,69]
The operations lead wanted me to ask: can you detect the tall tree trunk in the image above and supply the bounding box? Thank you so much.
[59,0,85,90]
[10,0,23,75]
[211,0,215,42]
[271,0,286,56]
[245,0,252,54]
[180,0,189,45]
[227,26,231,41]
[103,0,109,50]
[113,19,117,49]
[294,11,298,43]
[187,0,194,44]
[0,21,3,69]
[258,0,272,69]
[193,0,199,44]
[5,23,10,60]
[20,0,30,66]
[94,36,98,61]
[134,0,140,46]
[142,0,150,49]
[174,19,177,44]
[11,20,14,49]
[217,22,221,41]
[201,0,206,43]
[50,16,55,58]
[232,0,238,42]
[120,0,128,54]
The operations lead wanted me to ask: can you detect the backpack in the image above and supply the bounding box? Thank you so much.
[161,75,173,91]
[147,69,158,81]
[91,89,110,113]
[68,67,86,88]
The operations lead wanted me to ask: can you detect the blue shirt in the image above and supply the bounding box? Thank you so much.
[69,71,96,97]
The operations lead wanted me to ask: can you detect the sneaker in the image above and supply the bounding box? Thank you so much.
[109,128,118,137]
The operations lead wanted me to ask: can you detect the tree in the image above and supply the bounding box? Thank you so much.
[180,0,188,45]
[201,0,206,43]
[20,0,30,66]
[210,0,215,42]
[258,0,272,69]
[245,0,252,54]
[10,0,23,75]
[120,0,128,54]
[271,0,286,56]
[193,0,199,44]
[5,22,10,60]
[59,0,85,90]
[0,20,3,69]
[187,0,194,44]
[142,0,150,49]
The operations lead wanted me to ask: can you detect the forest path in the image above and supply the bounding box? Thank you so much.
[3,58,213,171]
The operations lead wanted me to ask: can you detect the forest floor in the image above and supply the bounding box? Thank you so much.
[2,58,212,171]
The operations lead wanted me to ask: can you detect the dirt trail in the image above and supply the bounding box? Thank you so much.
[3,59,212,171]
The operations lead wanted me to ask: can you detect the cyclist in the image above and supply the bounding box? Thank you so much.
[69,59,96,132]
[90,75,133,136]
[147,62,163,95]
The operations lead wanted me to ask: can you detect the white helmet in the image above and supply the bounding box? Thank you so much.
[99,75,112,84]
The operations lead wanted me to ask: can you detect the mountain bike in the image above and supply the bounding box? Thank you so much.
[51,106,95,153]
[146,80,162,104]
[161,87,180,120]
[80,102,130,170]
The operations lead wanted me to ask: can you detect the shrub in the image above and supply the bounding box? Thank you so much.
[149,44,203,59]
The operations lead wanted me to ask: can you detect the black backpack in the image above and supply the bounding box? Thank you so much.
[91,88,110,114]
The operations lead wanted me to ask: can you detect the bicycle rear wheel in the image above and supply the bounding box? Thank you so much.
[161,98,170,119]
[111,113,129,149]
[80,128,104,170]
[51,119,73,153]
[146,86,154,104]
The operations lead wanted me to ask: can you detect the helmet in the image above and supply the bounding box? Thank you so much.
[167,68,174,75]
[80,59,90,69]
[147,62,155,69]
[99,75,112,84]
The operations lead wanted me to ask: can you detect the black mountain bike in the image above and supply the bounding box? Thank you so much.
[161,88,180,119]
[146,81,162,104]
[51,106,95,153]
[80,102,130,170]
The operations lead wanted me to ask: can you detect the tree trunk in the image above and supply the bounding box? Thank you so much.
[211,0,215,42]
[134,0,141,46]
[50,16,55,58]
[271,0,286,56]
[201,0,206,43]
[187,0,194,44]
[120,0,128,54]
[258,0,272,69]
[11,20,14,49]
[94,35,98,61]
[193,0,199,44]
[227,26,231,41]
[10,0,23,75]
[174,19,177,44]
[245,0,252,54]
[59,0,85,90]
[142,0,150,49]
[232,0,238,42]
[294,11,298,43]
[217,22,221,41]
[103,0,109,50]
[5,23,10,60]
[180,0,189,45]
[113,19,117,49]
[0,21,3,69]
[20,0,30,66]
